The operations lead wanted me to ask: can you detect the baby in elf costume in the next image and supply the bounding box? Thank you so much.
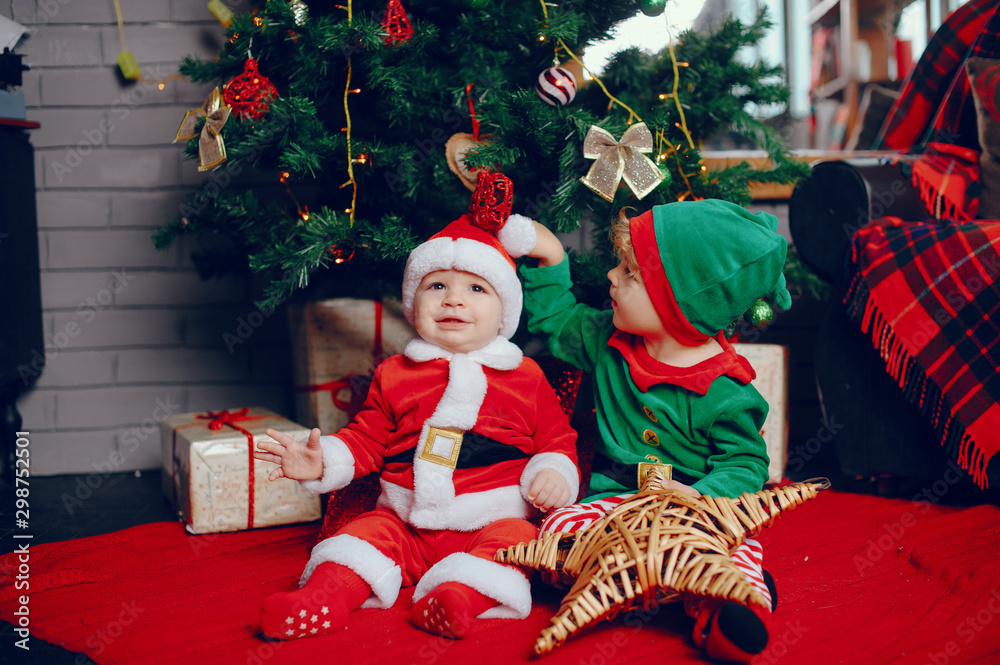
[253,210,579,640]
[521,199,792,662]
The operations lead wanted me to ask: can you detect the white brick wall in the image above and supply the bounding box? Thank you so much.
[4,0,289,475]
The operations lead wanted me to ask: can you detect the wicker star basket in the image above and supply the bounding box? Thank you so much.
[497,471,830,654]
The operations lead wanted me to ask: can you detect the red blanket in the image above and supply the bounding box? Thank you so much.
[878,0,1000,151]
[847,216,1000,488]
[3,490,1000,664]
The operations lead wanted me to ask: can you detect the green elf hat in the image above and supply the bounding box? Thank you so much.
[630,199,792,346]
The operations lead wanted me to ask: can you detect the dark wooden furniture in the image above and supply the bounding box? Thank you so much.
[789,157,999,487]
[0,118,43,486]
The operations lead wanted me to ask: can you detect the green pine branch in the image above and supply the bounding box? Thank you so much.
[155,1,813,308]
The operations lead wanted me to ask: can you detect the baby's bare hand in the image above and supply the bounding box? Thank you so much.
[665,479,701,497]
[253,427,324,482]
[527,469,572,511]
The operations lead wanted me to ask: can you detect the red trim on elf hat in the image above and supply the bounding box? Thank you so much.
[630,210,711,347]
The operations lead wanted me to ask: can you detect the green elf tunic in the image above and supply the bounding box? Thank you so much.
[521,257,769,500]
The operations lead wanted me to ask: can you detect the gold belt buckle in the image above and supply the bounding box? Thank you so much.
[419,426,464,469]
[637,462,672,488]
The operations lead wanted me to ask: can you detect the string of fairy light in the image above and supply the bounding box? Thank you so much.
[339,1,363,229]
[536,0,705,196]
[537,1,642,123]
[112,0,183,88]
[145,0,711,236]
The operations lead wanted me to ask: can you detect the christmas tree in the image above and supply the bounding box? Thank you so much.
[154,0,810,314]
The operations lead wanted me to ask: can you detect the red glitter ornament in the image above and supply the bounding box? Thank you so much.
[381,0,414,46]
[468,170,513,232]
[222,58,278,120]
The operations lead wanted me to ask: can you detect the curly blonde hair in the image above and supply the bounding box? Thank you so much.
[609,208,640,274]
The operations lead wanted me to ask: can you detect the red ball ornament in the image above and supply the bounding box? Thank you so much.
[222,58,278,120]
[468,170,513,232]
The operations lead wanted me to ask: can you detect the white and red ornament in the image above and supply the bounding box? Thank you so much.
[535,66,577,106]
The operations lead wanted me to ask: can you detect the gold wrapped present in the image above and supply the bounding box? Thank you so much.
[733,343,788,484]
[289,298,415,433]
[159,407,321,534]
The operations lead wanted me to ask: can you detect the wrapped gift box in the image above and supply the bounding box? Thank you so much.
[160,407,321,534]
[289,298,415,432]
[733,343,788,484]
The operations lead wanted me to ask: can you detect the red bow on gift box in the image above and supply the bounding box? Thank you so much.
[298,301,386,414]
[197,407,267,430]
[174,408,270,529]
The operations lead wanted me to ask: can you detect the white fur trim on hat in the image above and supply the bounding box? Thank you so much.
[412,552,532,619]
[402,235,523,339]
[499,214,537,258]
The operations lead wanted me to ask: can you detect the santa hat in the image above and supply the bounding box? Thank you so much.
[401,214,536,340]
[631,199,792,345]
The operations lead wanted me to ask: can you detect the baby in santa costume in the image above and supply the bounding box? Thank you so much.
[254,210,579,640]
[521,199,792,662]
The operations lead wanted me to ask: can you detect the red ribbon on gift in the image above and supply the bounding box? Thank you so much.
[172,408,269,530]
[301,379,357,411]
[298,300,385,415]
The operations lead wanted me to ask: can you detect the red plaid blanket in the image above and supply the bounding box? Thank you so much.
[878,0,1000,151]
[845,216,1000,488]
[843,1,1000,488]
[874,0,1000,223]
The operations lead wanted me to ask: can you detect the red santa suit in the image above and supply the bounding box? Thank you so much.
[297,334,580,619]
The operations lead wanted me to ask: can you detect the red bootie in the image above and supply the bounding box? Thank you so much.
[260,563,370,640]
[692,598,770,663]
[410,581,498,639]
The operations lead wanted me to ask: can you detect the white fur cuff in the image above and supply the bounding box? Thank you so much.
[519,452,580,509]
[299,534,403,609]
[412,552,532,619]
[299,435,355,494]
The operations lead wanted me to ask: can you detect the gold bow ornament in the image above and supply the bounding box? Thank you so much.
[579,122,664,202]
[174,87,231,172]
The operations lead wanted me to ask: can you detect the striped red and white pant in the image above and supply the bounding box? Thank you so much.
[540,493,773,613]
